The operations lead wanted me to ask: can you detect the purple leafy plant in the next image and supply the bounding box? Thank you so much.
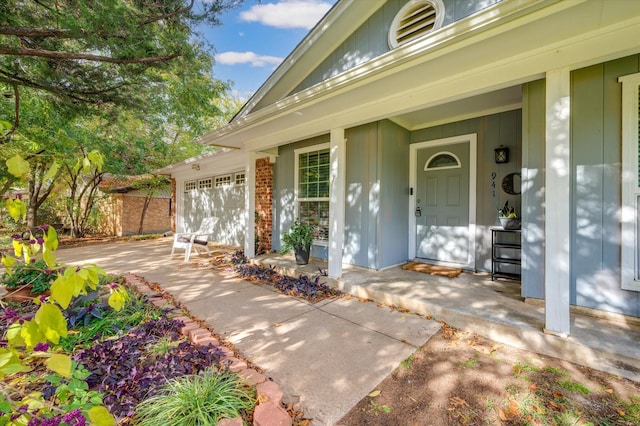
[73,316,224,422]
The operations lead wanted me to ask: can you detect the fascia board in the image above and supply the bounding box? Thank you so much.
[155,149,243,177]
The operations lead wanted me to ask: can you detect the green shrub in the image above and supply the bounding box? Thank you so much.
[1,259,57,294]
[134,368,256,426]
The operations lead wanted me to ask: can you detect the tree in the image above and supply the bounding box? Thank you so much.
[59,150,105,238]
[129,175,171,235]
[0,0,242,139]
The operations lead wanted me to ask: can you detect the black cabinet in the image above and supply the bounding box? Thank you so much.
[491,228,521,281]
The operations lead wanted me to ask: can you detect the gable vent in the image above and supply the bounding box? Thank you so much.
[389,0,445,49]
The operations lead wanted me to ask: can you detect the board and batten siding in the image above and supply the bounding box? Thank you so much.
[287,0,502,98]
[410,109,522,271]
[569,55,640,317]
[344,123,379,268]
[378,120,411,269]
[521,79,546,300]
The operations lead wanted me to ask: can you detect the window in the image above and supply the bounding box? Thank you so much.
[389,0,445,49]
[619,72,640,291]
[185,181,196,191]
[424,152,461,170]
[235,173,246,185]
[295,144,330,242]
[215,175,232,188]
[198,178,212,189]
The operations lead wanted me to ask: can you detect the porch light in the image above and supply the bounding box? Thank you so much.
[494,146,509,164]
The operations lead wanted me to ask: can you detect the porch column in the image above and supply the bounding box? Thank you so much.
[329,128,346,278]
[244,150,256,258]
[544,67,571,337]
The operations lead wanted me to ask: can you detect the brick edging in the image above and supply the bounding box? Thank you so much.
[123,273,292,426]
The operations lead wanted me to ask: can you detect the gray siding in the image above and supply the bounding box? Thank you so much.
[378,120,411,268]
[569,56,640,317]
[291,0,501,95]
[410,110,522,271]
[521,79,546,299]
[345,123,379,268]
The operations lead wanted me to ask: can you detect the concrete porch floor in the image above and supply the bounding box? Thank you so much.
[253,253,640,382]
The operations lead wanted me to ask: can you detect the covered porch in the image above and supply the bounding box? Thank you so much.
[252,252,640,382]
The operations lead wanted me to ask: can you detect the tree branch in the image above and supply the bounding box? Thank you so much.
[0,27,78,38]
[138,0,195,26]
[0,46,179,64]
[0,70,125,102]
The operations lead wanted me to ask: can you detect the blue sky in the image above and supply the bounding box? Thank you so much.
[198,0,338,100]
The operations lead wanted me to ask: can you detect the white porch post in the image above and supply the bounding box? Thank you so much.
[329,128,346,278]
[544,68,571,337]
[244,150,256,258]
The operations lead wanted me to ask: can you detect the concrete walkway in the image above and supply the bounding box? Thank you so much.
[56,238,442,425]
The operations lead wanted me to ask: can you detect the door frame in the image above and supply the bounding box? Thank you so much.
[408,133,477,269]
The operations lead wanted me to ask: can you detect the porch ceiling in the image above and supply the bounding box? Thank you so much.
[389,86,522,131]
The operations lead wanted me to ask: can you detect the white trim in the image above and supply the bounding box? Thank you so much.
[619,72,640,292]
[388,0,445,49]
[408,133,477,270]
[329,129,346,278]
[544,68,571,337]
[423,151,462,171]
[293,143,331,237]
[214,174,233,188]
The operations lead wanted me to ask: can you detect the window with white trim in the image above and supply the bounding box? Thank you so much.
[619,72,640,291]
[199,178,212,189]
[185,181,196,191]
[235,173,246,185]
[295,144,330,242]
[215,175,232,188]
[389,0,445,49]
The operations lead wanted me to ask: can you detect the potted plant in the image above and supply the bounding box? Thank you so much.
[498,200,521,230]
[281,220,314,265]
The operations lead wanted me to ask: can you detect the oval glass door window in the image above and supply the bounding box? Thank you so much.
[502,172,521,195]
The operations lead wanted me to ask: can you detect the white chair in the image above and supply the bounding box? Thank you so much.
[170,217,217,261]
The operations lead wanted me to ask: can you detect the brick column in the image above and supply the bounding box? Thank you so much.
[255,158,273,253]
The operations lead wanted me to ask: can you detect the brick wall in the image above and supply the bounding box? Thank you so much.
[255,158,273,253]
[121,195,171,235]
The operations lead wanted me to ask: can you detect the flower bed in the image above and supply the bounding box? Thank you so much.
[211,250,341,304]
[0,281,256,425]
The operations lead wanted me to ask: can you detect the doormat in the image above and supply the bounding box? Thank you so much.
[402,262,463,278]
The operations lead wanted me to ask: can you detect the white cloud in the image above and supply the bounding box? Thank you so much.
[215,51,283,67]
[240,0,332,30]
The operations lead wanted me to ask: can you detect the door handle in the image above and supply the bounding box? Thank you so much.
[415,207,422,217]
